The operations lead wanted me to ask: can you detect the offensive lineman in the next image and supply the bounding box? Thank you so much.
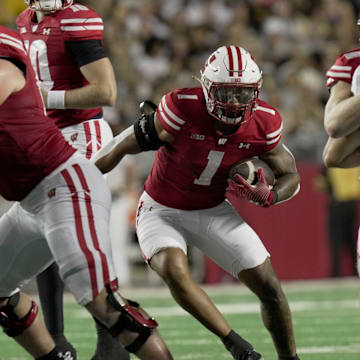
[323,19,360,276]
[16,1,129,358]
[93,46,301,360]
[0,25,173,360]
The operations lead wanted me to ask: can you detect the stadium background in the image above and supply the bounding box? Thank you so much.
[1,0,360,284]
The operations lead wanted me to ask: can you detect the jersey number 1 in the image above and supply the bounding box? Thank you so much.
[194,150,225,186]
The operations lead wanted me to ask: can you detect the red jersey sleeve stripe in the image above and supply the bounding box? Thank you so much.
[329,65,351,71]
[161,95,186,125]
[266,134,281,145]
[60,18,103,24]
[326,70,351,79]
[0,34,26,54]
[266,122,283,139]
[256,105,276,116]
[60,25,104,31]
[157,94,186,131]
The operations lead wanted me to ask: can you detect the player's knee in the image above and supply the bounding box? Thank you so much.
[105,289,158,354]
[0,292,38,337]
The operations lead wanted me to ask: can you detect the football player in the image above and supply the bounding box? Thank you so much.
[323,18,360,277]
[93,46,301,360]
[0,25,173,360]
[16,1,129,358]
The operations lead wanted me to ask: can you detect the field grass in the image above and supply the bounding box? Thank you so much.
[1,278,359,360]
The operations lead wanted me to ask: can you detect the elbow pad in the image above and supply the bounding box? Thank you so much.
[134,101,166,151]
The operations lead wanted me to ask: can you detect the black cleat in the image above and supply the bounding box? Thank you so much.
[239,349,264,360]
[53,335,77,360]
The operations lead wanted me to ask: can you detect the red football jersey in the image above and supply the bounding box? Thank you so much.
[145,87,283,210]
[16,3,104,128]
[326,48,360,88]
[0,26,76,201]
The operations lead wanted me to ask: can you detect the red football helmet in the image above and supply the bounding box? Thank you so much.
[199,46,262,125]
[24,0,73,12]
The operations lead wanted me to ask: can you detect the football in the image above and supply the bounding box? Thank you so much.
[229,157,275,186]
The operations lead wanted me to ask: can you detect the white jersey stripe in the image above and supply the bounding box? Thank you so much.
[0,38,26,54]
[266,134,281,145]
[326,71,351,78]
[330,65,351,71]
[158,102,181,131]
[60,18,103,24]
[0,33,24,47]
[266,122,283,139]
[256,105,276,116]
[61,25,104,31]
[161,96,186,125]
[344,51,360,60]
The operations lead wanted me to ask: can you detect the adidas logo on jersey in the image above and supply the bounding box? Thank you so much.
[218,138,228,145]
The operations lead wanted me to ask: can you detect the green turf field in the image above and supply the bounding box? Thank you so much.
[1,278,359,360]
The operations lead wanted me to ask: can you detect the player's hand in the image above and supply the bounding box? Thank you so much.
[226,168,276,208]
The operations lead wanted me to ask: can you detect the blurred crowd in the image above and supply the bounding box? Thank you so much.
[2,0,360,162]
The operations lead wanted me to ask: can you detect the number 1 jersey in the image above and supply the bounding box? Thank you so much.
[16,3,104,128]
[145,87,283,210]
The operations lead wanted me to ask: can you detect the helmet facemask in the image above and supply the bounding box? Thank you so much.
[199,46,262,126]
[24,0,73,12]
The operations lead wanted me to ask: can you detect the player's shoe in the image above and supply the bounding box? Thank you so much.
[238,349,264,360]
[53,335,77,360]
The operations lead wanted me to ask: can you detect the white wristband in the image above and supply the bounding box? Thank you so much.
[47,90,65,109]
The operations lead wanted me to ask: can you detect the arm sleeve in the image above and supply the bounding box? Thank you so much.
[65,40,107,67]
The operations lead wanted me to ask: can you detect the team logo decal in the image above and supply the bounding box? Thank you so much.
[48,188,56,199]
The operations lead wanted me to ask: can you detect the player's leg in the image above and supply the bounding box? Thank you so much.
[36,262,77,357]
[196,200,299,360]
[150,248,231,336]
[0,204,75,359]
[45,161,172,360]
[238,259,299,359]
[136,192,261,359]
[64,119,130,359]
[0,292,57,359]
[86,287,173,360]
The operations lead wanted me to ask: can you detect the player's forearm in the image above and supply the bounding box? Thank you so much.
[42,82,116,109]
[324,96,360,138]
[65,82,116,108]
[273,173,300,204]
[92,125,142,174]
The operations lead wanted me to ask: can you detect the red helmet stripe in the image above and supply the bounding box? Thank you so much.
[235,46,242,75]
[226,46,234,76]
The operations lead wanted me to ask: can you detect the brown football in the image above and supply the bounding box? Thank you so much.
[229,158,275,186]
